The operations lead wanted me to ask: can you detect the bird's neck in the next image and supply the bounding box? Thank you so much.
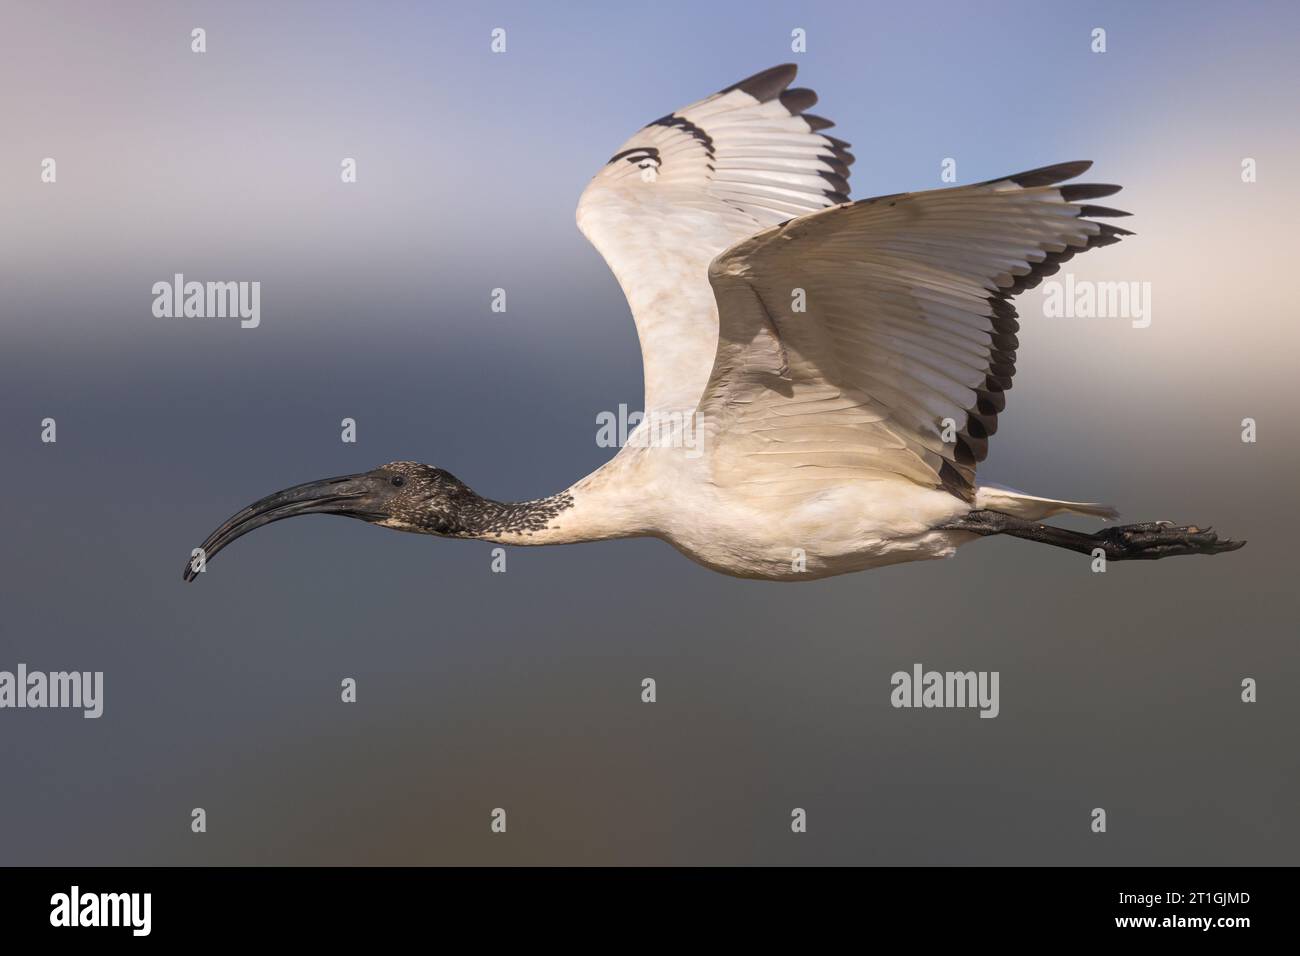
[449,462,648,546]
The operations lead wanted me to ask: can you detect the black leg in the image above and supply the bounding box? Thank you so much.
[940,511,1246,560]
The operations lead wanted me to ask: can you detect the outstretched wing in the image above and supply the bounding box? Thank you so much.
[577,64,852,412]
[699,161,1132,501]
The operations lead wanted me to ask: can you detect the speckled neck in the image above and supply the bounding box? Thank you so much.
[445,491,577,542]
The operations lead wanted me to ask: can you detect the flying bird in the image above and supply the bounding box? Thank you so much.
[185,64,1242,583]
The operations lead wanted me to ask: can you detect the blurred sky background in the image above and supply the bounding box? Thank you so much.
[1,0,1297,864]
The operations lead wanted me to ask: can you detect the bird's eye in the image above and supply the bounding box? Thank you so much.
[390,475,405,487]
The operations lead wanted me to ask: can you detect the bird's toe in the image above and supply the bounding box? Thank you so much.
[1095,522,1245,559]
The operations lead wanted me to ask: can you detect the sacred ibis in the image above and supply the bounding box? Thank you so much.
[184,64,1243,583]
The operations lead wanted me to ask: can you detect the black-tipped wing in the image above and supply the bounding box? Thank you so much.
[700,162,1132,500]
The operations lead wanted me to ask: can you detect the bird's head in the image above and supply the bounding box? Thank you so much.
[183,461,474,582]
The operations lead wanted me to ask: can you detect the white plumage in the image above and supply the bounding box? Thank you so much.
[558,64,1143,578]
[187,64,1244,585]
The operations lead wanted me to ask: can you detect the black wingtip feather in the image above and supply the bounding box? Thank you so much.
[802,113,835,131]
[1004,161,1093,187]
[820,156,851,177]
[722,64,798,101]
[975,388,1006,415]
[779,88,818,113]
[955,433,988,465]
[1060,183,1122,201]
[816,170,851,195]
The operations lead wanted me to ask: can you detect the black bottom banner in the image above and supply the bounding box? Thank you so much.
[0,865,1283,942]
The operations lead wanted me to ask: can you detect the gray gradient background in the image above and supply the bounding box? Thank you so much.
[1,0,1297,865]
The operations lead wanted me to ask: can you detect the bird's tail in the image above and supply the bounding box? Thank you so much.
[974,485,1119,521]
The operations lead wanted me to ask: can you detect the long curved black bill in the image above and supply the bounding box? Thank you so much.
[183,474,379,582]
